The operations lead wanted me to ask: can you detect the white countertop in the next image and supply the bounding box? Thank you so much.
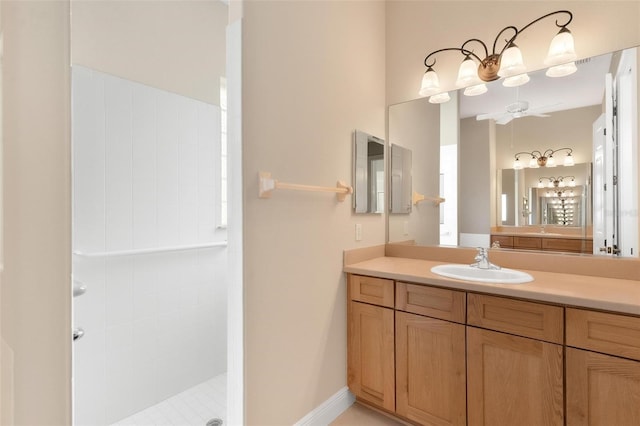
[344,256,640,315]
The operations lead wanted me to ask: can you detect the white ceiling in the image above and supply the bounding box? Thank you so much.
[459,51,613,120]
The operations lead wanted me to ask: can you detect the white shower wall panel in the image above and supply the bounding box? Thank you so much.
[72,66,227,426]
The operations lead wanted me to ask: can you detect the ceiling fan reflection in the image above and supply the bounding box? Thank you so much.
[476,100,560,125]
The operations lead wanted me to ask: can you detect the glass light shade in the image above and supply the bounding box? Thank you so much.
[548,180,555,188]
[529,157,539,168]
[503,73,530,87]
[463,83,488,96]
[498,44,526,77]
[513,157,524,170]
[544,28,577,66]
[419,69,441,97]
[559,180,565,188]
[563,153,575,166]
[569,178,576,187]
[538,180,544,188]
[546,62,577,78]
[429,92,451,104]
[547,155,556,167]
[456,58,482,87]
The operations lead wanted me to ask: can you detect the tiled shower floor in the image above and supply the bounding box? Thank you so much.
[110,373,226,426]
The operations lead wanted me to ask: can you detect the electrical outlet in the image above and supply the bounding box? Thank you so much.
[355,223,363,241]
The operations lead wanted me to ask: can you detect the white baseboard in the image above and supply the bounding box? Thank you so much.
[294,386,355,426]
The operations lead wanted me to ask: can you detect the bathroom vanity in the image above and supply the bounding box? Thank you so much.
[490,227,593,253]
[344,245,640,426]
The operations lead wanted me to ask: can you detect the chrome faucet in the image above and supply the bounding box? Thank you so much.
[471,247,501,270]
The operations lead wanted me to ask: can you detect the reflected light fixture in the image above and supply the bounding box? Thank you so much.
[418,10,577,103]
[513,147,574,169]
[537,176,576,188]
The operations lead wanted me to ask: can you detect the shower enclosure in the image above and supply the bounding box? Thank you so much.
[70,2,231,424]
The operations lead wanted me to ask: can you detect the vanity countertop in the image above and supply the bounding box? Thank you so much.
[344,256,640,315]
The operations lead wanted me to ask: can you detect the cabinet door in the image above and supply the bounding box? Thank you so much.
[467,327,564,426]
[567,347,640,426]
[396,312,466,426]
[347,301,395,412]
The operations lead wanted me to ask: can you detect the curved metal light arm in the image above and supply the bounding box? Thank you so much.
[493,26,518,54]
[548,147,573,157]
[460,38,490,61]
[422,10,574,73]
[514,150,543,159]
[498,10,573,57]
[424,46,480,68]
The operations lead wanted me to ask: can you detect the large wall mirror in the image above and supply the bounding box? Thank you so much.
[387,46,638,257]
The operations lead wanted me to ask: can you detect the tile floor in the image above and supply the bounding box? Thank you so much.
[331,403,406,426]
[110,373,226,426]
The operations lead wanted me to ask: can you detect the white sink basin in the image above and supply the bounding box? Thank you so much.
[430,264,534,284]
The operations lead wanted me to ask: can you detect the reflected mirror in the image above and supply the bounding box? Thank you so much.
[498,162,591,228]
[387,47,638,257]
[353,130,385,213]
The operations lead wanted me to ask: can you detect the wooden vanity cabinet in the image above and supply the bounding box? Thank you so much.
[348,274,640,425]
[565,308,640,425]
[347,275,395,412]
[395,283,466,426]
[513,236,543,250]
[490,234,593,253]
[490,234,513,249]
[466,294,564,426]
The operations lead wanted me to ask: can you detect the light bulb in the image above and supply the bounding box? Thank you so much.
[498,43,526,77]
[545,27,577,66]
[503,73,530,87]
[564,153,575,167]
[463,83,488,96]
[429,92,450,104]
[456,57,482,87]
[546,62,577,78]
[513,157,523,170]
[419,68,441,97]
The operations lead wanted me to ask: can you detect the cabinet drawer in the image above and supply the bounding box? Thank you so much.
[513,236,542,250]
[566,308,640,361]
[396,282,465,323]
[490,235,513,249]
[542,238,584,253]
[349,274,394,308]
[467,293,563,344]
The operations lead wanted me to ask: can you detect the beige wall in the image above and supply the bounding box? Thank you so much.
[460,118,493,234]
[242,1,386,424]
[72,0,227,104]
[1,1,72,425]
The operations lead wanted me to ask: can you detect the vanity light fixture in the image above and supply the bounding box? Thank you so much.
[419,10,577,103]
[513,147,574,169]
[537,176,576,188]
